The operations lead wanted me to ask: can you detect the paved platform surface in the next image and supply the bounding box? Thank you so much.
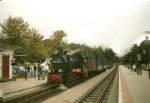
[42,68,114,103]
[0,78,46,94]
[120,65,150,103]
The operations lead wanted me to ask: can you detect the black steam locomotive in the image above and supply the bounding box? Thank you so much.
[47,49,106,86]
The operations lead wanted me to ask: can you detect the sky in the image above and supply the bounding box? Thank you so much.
[0,0,150,55]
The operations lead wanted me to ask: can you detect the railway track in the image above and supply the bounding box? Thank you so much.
[4,83,61,103]
[74,68,117,103]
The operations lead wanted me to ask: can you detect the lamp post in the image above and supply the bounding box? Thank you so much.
[144,31,150,78]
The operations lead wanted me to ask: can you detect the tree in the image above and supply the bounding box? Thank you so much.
[103,48,116,65]
[44,30,67,53]
[64,43,82,50]
[92,47,104,70]
[122,38,150,65]
[139,37,150,64]
[22,28,48,62]
[130,44,139,65]
[0,16,49,63]
[0,16,29,46]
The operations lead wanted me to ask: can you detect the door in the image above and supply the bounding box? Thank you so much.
[2,55,10,79]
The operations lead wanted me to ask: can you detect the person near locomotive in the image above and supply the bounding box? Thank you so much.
[136,54,142,75]
[37,63,42,80]
[41,63,49,80]
[33,64,37,78]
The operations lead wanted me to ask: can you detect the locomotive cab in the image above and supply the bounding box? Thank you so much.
[68,52,88,79]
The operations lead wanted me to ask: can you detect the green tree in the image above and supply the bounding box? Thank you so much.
[44,30,67,53]
[122,38,150,66]
[0,16,48,63]
[103,48,116,65]
[23,28,48,62]
[130,44,139,65]
[0,16,29,46]
[139,37,150,64]
[92,47,104,70]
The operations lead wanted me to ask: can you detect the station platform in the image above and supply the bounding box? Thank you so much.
[42,68,114,103]
[119,65,150,103]
[0,78,46,95]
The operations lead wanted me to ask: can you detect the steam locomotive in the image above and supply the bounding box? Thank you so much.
[47,49,106,86]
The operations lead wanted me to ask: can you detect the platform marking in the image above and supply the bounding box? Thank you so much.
[119,67,123,103]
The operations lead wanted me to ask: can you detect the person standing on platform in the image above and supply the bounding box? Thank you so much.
[137,54,142,75]
[30,65,34,78]
[24,65,29,80]
[148,63,150,79]
[133,64,136,72]
[38,63,42,80]
[27,65,31,78]
[40,63,47,80]
[33,64,37,78]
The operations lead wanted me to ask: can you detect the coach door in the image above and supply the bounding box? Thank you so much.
[2,55,10,79]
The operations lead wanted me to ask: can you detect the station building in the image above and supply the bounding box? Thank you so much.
[0,43,15,81]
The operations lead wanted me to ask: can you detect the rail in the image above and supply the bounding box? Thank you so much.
[4,83,60,103]
[74,68,117,103]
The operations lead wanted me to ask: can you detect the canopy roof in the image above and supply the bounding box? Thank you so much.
[0,43,16,50]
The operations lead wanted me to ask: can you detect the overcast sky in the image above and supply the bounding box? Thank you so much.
[0,0,150,55]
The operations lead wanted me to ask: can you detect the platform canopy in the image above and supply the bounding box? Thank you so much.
[0,43,17,52]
